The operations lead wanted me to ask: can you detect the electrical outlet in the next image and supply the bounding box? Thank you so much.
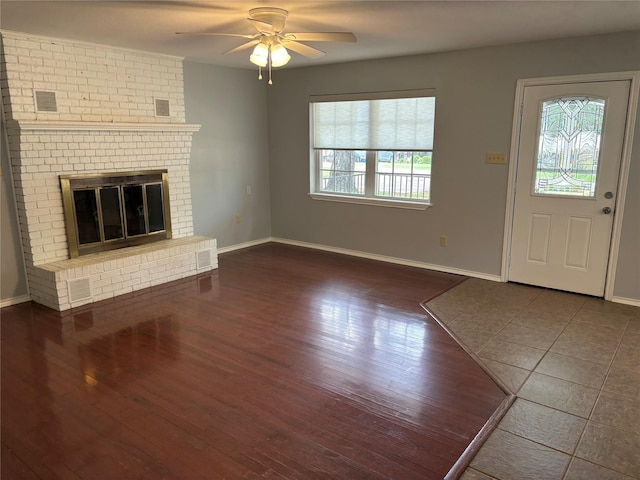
[246,185,252,196]
[440,236,447,247]
[235,214,241,224]
[486,152,508,164]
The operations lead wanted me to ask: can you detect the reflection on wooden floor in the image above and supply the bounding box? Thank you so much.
[1,243,507,479]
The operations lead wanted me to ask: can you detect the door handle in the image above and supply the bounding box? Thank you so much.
[603,207,612,214]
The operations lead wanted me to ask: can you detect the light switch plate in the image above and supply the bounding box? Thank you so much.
[487,152,508,164]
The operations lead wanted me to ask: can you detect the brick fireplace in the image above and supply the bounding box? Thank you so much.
[1,31,218,311]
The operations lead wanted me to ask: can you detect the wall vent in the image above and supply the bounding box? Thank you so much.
[67,277,92,303]
[154,98,171,117]
[196,249,212,270]
[34,90,58,112]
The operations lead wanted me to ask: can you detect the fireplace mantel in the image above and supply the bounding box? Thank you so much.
[11,120,201,132]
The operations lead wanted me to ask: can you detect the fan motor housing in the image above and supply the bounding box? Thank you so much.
[249,7,288,32]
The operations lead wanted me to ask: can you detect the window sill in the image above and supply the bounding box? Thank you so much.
[309,193,431,210]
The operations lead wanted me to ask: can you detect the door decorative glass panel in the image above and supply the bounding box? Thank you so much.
[534,96,605,197]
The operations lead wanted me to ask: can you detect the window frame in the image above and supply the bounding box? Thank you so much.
[309,89,435,210]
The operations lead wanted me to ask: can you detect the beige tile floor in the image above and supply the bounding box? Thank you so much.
[426,279,640,480]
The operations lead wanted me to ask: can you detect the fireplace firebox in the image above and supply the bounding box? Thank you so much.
[60,170,172,257]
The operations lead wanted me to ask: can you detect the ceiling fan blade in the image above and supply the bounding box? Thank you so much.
[223,40,260,55]
[283,41,325,59]
[285,32,357,43]
[248,18,275,35]
[176,31,258,39]
[119,1,234,12]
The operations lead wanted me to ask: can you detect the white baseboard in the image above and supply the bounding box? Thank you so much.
[7,240,636,307]
[217,237,272,254]
[0,294,31,308]
[211,237,640,306]
[610,296,640,307]
[270,237,502,282]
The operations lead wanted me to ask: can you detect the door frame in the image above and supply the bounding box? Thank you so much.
[501,71,640,300]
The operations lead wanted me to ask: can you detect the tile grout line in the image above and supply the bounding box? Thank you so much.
[562,315,634,479]
[474,286,546,371]
[491,293,588,479]
[492,293,634,480]
[515,295,591,480]
[479,288,581,397]
[555,308,588,479]
[429,283,639,480]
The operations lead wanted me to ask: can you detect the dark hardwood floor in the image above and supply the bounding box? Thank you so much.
[1,243,507,479]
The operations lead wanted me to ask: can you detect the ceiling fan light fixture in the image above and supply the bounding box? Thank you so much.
[178,6,356,84]
[249,42,269,67]
[270,43,291,67]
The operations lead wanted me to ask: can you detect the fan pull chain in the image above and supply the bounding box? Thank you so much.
[268,46,273,85]
[258,66,262,80]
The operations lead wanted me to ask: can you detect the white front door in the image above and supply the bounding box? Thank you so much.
[509,81,631,296]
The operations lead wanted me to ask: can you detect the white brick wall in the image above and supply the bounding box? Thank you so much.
[7,125,196,266]
[1,31,185,123]
[1,31,216,311]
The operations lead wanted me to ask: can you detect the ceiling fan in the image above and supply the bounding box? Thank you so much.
[177,7,356,84]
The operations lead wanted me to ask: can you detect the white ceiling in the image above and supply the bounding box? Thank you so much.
[2,1,639,69]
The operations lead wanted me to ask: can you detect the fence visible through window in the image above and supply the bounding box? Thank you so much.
[375,173,430,199]
[318,149,432,201]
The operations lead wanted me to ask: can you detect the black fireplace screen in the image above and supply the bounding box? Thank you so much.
[60,170,172,257]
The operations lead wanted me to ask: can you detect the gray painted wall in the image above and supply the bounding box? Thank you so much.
[1,116,28,302]
[2,32,638,305]
[267,31,640,300]
[184,61,272,248]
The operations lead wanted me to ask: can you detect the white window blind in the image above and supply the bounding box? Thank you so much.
[312,93,435,151]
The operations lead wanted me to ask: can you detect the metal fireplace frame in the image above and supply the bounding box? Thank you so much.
[60,170,172,258]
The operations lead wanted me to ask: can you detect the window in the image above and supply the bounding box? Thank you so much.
[310,90,435,209]
[534,96,604,197]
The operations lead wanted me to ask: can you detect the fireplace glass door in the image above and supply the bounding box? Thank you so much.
[61,171,172,257]
[101,187,124,240]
